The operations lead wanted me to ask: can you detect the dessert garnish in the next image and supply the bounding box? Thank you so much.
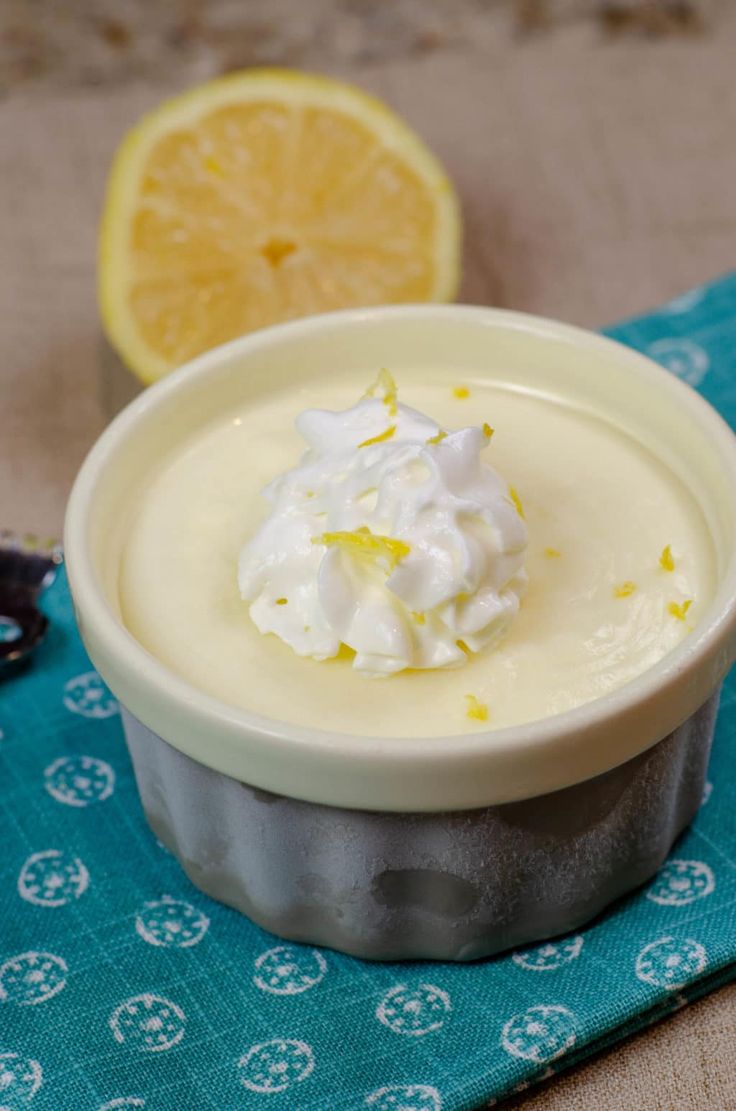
[660,544,675,572]
[465,694,489,722]
[508,486,525,519]
[238,373,528,675]
[668,599,692,621]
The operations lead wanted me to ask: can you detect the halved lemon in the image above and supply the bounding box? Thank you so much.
[99,69,461,384]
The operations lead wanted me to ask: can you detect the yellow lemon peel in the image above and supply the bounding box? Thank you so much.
[482,422,494,439]
[509,486,525,519]
[359,424,396,448]
[614,581,637,598]
[660,544,675,572]
[411,611,426,625]
[668,599,692,621]
[465,694,488,722]
[453,386,470,399]
[427,429,447,445]
[315,526,410,570]
[275,598,288,605]
[364,368,399,416]
[544,547,561,559]
[456,639,471,655]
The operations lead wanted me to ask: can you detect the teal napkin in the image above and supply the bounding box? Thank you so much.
[2,275,736,1111]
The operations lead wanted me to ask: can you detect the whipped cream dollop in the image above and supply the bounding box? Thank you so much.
[238,374,528,676]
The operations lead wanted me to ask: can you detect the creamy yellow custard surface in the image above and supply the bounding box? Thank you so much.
[120,376,714,736]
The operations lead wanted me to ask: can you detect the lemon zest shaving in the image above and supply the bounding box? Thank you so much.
[509,486,525,519]
[482,422,494,439]
[668,599,692,621]
[314,526,410,570]
[453,386,470,399]
[427,429,447,445]
[456,639,471,655]
[465,694,488,722]
[359,424,396,448]
[275,598,288,605]
[544,547,561,559]
[363,368,398,416]
[613,581,637,598]
[411,611,426,625]
[660,544,675,572]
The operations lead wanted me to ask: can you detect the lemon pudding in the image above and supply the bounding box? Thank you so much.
[69,305,736,959]
[120,370,714,737]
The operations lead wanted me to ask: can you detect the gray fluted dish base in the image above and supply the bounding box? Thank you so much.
[121,694,717,961]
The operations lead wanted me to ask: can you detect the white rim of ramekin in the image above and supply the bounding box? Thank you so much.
[65,305,736,812]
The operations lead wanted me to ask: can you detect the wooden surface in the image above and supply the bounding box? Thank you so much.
[1,3,735,1106]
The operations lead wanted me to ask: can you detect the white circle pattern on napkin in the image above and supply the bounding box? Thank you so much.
[63,672,119,719]
[646,861,715,907]
[635,937,708,991]
[44,755,115,807]
[17,849,89,908]
[501,1005,578,1063]
[365,1084,442,1110]
[134,897,209,948]
[253,945,327,995]
[512,936,584,972]
[376,984,451,1036]
[237,1039,315,1093]
[109,994,186,1052]
[0,952,68,1007]
[0,1051,43,1107]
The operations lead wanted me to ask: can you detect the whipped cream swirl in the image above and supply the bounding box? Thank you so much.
[238,377,528,676]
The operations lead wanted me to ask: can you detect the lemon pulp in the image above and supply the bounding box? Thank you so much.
[99,70,461,383]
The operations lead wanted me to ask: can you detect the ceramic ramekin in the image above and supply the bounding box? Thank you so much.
[65,306,736,961]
